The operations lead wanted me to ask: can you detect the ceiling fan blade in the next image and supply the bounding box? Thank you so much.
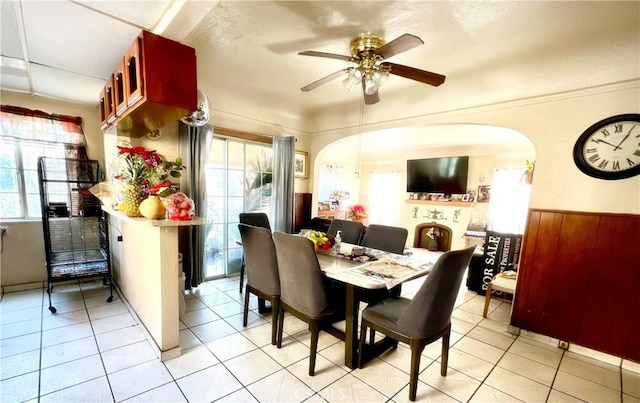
[300,68,350,92]
[298,50,352,62]
[382,62,446,86]
[377,33,424,60]
[361,79,380,105]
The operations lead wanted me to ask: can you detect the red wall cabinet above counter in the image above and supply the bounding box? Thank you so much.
[99,30,197,137]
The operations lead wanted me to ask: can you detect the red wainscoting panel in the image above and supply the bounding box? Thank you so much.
[512,209,640,362]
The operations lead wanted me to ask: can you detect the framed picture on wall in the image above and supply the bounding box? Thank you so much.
[294,151,308,178]
[478,185,491,202]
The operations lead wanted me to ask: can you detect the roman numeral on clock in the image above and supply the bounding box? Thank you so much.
[629,158,637,167]
[588,154,600,163]
[598,159,609,169]
[613,160,620,171]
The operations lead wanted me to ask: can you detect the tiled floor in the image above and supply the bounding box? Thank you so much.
[1,276,639,403]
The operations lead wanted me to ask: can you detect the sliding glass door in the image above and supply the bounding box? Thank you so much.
[204,138,272,280]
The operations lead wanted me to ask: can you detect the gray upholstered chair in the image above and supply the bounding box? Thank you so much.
[360,224,408,254]
[272,231,346,376]
[238,224,280,345]
[357,246,476,401]
[238,213,271,292]
[327,219,364,245]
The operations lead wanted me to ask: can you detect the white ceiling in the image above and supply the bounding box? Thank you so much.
[1,1,639,156]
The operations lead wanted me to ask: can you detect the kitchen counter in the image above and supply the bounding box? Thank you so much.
[103,205,205,361]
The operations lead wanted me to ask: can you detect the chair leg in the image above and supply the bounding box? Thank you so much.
[309,321,319,376]
[239,256,245,293]
[276,306,285,348]
[409,341,423,402]
[243,285,250,327]
[271,298,279,346]
[441,330,450,376]
[483,282,493,318]
[369,328,375,345]
[357,320,368,368]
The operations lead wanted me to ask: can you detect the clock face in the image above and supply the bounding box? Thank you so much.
[573,114,640,180]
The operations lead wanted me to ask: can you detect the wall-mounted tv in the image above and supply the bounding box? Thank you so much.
[407,156,469,194]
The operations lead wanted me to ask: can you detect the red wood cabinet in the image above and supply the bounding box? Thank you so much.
[99,30,196,136]
[512,209,640,361]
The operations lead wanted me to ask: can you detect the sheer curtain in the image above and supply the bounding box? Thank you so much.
[488,167,531,234]
[179,122,213,289]
[318,164,345,201]
[270,136,295,232]
[0,105,86,145]
[368,170,400,225]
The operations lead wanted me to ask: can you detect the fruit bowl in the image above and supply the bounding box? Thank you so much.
[161,191,195,220]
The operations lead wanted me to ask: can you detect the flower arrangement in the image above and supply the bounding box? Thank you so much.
[114,145,185,217]
[348,204,368,221]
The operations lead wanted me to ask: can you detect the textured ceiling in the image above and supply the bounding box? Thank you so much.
[1,1,638,154]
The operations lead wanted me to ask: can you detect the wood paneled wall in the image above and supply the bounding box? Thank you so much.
[512,209,640,361]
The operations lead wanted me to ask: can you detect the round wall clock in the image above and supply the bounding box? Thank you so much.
[573,113,640,180]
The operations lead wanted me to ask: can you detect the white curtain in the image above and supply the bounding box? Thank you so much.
[488,167,531,234]
[318,164,345,201]
[368,170,400,225]
[271,136,295,232]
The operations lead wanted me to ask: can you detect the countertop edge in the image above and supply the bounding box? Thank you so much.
[102,205,206,227]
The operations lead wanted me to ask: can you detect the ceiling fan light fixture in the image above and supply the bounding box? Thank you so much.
[364,76,379,95]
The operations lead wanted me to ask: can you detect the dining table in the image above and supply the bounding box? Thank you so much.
[316,243,442,369]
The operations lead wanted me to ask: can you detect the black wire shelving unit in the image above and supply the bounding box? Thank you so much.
[37,157,113,313]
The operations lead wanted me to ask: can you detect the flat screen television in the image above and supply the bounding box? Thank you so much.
[407,156,469,194]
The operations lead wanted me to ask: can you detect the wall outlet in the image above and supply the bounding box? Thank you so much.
[117,235,123,242]
[0,226,7,236]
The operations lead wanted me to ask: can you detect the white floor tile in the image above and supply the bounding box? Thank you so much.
[454,336,505,364]
[377,343,433,375]
[247,368,315,402]
[547,388,586,402]
[40,354,106,396]
[225,310,268,331]
[317,373,388,403]
[214,388,258,402]
[393,381,460,403]
[41,322,93,348]
[0,332,41,358]
[179,307,220,327]
[91,312,137,335]
[164,345,218,379]
[0,371,40,403]
[101,340,157,374]
[176,364,243,402]
[560,354,620,391]
[508,339,563,368]
[123,381,186,402]
[484,366,550,403]
[205,333,257,362]
[623,369,640,398]
[225,348,283,385]
[262,338,310,367]
[497,351,557,386]
[1,306,42,325]
[43,299,86,315]
[568,344,622,367]
[287,354,348,392]
[42,309,89,331]
[0,349,40,380]
[87,301,129,321]
[466,325,516,351]
[39,376,113,402]
[553,370,620,403]
[189,318,237,343]
[623,360,640,374]
[444,348,495,381]
[108,360,173,402]
[420,360,482,402]
[470,384,524,402]
[40,336,99,369]
[95,325,146,352]
[179,329,203,350]
[352,356,412,398]
[209,300,244,318]
[240,322,275,347]
[0,318,41,340]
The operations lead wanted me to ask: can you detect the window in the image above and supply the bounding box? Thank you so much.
[368,170,401,225]
[0,138,66,219]
[0,105,86,220]
[204,137,272,280]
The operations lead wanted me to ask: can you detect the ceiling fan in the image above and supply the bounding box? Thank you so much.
[298,33,446,105]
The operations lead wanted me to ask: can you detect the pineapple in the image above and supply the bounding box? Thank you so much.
[117,155,148,217]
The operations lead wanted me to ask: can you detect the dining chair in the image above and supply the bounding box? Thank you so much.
[238,224,280,345]
[272,231,346,376]
[360,224,408,254]
[327,219,364,245]
[357,246,476,401]
[238,212,271,292]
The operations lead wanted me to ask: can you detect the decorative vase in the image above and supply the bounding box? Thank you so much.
[139,195,166,219]
[118,184,146,217]
[427,237,439,251]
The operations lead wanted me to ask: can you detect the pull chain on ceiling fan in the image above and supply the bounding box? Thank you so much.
[298,33,446,105]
